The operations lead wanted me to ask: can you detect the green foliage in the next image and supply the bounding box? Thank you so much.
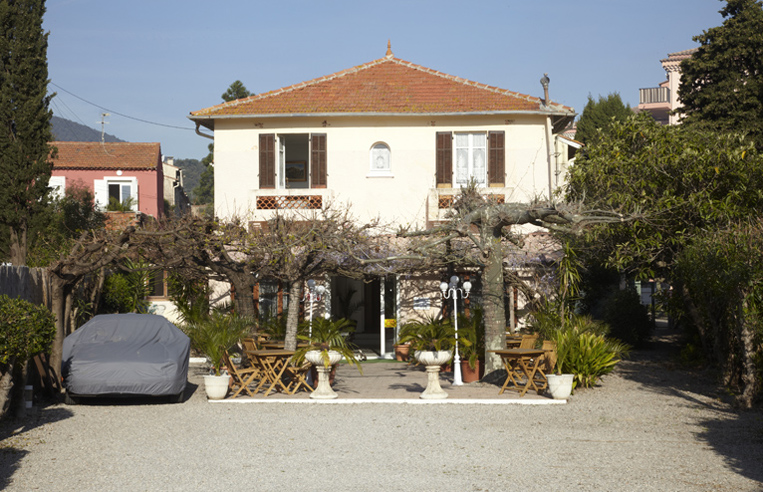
[168,272,210,326]
[552,326,630,388]
[0,295,56,364]
[259,315,290,341]
[458,305,485,370]
[106,195,135,212]
[221,80,251,102]
[398,314,467,353]
[193,162,214,206]
[294,317,361,371]
[0,0,55,264]
[678,0,763,149]
[183,311,254,375]
[567,112,763,280]
[173,158,203,202]
[602,288,653,347]
[99,261,154,314]
[575,93,632,145]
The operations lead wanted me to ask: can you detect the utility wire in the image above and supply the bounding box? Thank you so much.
[50,82,194,131]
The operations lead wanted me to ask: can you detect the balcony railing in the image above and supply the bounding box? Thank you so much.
[256,195,322,210]
[639,87,670,105]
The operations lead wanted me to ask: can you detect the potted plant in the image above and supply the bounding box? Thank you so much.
[397,315,462,399]
[184,311,253,400]
[457,305,484,383]
[294,317,362,399]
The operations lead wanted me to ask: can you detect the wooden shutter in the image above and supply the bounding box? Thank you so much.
[259,134,275,189]
[488,131,505,186]
[311,133,327,188]
[436,132,452,187]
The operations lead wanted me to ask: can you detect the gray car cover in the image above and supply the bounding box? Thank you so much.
[62,314,190,397]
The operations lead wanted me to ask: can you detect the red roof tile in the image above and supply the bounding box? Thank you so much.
[190,56,573,119]
[51,142,162,170]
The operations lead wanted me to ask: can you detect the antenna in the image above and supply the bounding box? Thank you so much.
[99,113,110,143]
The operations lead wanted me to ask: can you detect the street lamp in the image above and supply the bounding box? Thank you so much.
[439,275,472,386]
[304,279,326,337]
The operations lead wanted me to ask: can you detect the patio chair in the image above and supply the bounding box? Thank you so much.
[223,350,260,398]
[519,334,539,349]
[283,358,314,394]
[540,340,557,374]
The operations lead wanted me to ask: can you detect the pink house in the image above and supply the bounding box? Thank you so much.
[49,142,165,218]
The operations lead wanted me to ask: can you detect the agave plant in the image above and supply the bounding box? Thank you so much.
[294,317,362,372]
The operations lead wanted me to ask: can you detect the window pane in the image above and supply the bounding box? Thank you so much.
[108,183,120,202]
[121,184,131,204]
[372,144,390,171]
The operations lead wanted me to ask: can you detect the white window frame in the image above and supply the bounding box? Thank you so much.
[455,133,487,187]
[94,176,138,211]
[48,175,66,200]
[368,142,393,177]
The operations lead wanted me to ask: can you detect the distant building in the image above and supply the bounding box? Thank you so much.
[162,156,191,216]
[637,48,697,125]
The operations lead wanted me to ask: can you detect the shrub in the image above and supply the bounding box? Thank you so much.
[602,288,652,347]
[552,325,630,388]
[0,295,56,364]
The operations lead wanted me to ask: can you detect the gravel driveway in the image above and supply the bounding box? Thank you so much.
[2,324,762,492]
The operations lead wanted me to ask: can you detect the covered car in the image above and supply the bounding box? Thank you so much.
[62,314,190,403]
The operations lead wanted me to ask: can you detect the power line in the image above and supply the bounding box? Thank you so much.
[50,82,194,131]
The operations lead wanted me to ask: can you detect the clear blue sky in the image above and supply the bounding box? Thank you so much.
[44,0,726,160]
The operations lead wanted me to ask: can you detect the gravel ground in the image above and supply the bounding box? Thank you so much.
[2,324,762,492]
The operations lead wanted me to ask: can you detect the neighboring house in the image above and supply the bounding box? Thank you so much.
[189,45,576,356]
[637,48,697,125]
[162,156,191,216]
[49,141,165,218]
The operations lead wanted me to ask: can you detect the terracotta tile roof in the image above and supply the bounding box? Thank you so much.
[190,55,573,119]
[661,48,698,64]
[51,142,162,170]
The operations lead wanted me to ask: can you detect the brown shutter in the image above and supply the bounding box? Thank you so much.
[259,134,275,189]
[311,133,327,188]
[436,132,452,187]
[488,131,505,185]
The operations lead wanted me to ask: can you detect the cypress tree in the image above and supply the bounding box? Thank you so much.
[0,0,54,265]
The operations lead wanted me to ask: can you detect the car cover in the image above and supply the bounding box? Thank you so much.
[62,314,190,397]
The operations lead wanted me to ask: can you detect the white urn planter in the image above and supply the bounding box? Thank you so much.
[305,350,343,399]
[546,373,574,399]
[203,373,231,400]
[415,350,453,399]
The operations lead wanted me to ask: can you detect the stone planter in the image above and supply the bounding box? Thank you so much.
[546,373,574,399]
[305,350,343,399]
[414,350,452,399]
[203,374,231,400]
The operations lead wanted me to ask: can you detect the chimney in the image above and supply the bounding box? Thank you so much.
[540,73,550,106]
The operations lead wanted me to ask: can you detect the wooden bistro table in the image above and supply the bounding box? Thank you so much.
[489,348,548,396]
[246,349,296,396]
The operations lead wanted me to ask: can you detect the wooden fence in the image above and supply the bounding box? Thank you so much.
[0,265,51,308]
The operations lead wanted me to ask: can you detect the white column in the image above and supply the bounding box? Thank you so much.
[379,276,386,357]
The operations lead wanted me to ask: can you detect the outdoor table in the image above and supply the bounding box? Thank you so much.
[246,349,296,396]
[489,348,548,396]
[260,341,309,350]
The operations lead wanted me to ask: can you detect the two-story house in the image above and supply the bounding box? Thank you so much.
[637,48,697,125]
[189,45,575,356]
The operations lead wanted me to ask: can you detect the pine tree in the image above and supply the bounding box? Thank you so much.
[0,0,54,265]
[678,0,763,148]
[574,93,632,145]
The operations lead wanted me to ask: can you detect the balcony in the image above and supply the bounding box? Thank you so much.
[639,87,670,105]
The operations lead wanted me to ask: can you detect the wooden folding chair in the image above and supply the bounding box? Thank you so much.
[283,359,314,394]
[540,340,558,374]
[519,334,539,349]
[223,351,259,398]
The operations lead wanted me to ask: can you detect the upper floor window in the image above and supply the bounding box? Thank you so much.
[455,133,486,187]
[368,142,392,177]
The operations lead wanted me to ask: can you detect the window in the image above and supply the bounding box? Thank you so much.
[436,131,504,187]
[455,133,487,187]
[48,176,66,200]
[259,133,327,189]
[94,177,138,211]
[368,143,392,177]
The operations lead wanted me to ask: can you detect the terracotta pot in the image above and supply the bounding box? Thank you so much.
[461,359,483,383]
[394,343,411,362]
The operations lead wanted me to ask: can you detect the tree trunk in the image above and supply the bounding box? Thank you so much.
[0,357,16,419]
[229,273,256,318]
[482,235,507,374]
[49,275,67,386]
[736,292,759,409]
[9,225,27,266]
[283,282,302,351]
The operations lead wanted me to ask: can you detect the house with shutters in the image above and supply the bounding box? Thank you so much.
[49,141,165,218]
[189,44,576,356]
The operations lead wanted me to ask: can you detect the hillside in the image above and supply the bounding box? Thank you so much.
[51,116,125,143]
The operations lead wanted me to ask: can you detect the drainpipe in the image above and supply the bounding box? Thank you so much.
[195,122,214,140]
[541,74,554,201]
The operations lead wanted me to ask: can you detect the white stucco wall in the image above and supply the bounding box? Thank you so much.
[212,114,556,229]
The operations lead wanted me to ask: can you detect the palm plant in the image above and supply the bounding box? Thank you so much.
[397,314,462,353]
[294,317,362,371]
[184,311,254,375]
[457,305,484,370]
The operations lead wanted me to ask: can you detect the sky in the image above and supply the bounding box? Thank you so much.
[43,0,727,160]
